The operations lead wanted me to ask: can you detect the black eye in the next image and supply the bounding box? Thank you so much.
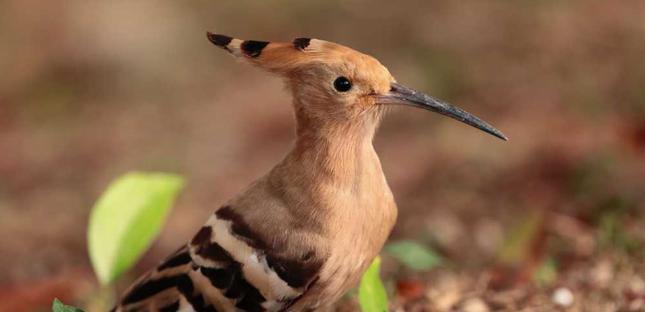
[333,76,352,92]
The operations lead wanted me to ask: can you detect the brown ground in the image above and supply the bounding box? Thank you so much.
[0,1,643,311]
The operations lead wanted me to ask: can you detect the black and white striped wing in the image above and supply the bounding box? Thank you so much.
[117,206,323,311]
[117,246,218,311]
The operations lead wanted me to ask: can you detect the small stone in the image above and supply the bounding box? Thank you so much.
[432,290,460,311]
[552,287,574,307]
[461,298,489,312]
[426,273,462,311]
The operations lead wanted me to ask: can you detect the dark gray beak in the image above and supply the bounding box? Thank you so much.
[377,82,508,141]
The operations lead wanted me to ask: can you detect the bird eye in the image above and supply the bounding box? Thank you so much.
[333,76,352,92]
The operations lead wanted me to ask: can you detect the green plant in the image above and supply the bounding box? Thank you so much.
[358,256,389,312]
[357,241,443,312]
[384,240,442,271]
[533,257,558,286]
[52,298,84,312]
[52,172,184,311]
[88,172,185,285]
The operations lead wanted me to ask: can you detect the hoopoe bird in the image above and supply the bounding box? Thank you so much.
[114,33,507,312]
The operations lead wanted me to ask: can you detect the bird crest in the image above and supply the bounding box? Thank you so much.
[206,33,381,76]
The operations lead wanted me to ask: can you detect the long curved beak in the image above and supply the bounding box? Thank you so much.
[378,82,508,141]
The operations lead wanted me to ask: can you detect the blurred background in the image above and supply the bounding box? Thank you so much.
[1,1,644,311]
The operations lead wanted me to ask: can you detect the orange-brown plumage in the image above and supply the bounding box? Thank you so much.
[114,33,506,312]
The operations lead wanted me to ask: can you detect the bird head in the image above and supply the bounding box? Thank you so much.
[207,33,507,141]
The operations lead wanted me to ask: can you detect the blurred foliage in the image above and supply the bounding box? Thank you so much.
[596,203,639,255]
[52,299,84,312]
[497,210,544,265]
[533,257,557,287]
[385,240,442,271]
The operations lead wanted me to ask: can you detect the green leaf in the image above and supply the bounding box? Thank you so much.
[533,257,557,286]
[497,210,544,265]
[88,172,184,285]
[359,256,388,312]
[52,298,84,312]
[384,240,442,271]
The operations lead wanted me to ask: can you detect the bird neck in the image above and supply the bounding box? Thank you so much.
[289,109,383,187]
[267,105,387,208]
[265,105,396,243]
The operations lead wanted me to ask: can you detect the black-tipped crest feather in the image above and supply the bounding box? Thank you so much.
[207,32,233,51]
[241,40,269,57]
[293,38,311,50]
